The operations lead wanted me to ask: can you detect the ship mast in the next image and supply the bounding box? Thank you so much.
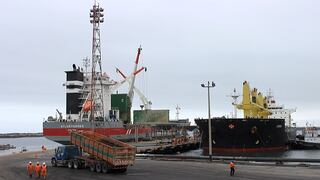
[227,88,240,118]
[176,105,181,120]
[89,2,105,126]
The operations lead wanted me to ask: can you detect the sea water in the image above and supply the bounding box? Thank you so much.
[181,149,320,159]
[1,137,319,159]
[0,137,60,156]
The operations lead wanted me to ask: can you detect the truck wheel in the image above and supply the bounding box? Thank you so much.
[101,163,108,173]
[118,168,127,173]
[73,160,80,169]
[51,159,57,167]
[96,163,102,173]
[68,161,73,169]
[107,165,113,173]
[89,163,95,172]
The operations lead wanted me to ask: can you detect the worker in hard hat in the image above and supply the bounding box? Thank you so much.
[229,161,235,176]
[35,162,42,178]
[27,161,34,178]
[41,162,47,180]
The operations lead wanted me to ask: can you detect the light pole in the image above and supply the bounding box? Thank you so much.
[201,81,215,161]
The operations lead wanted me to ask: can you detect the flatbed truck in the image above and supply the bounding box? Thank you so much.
[51,131,136,173]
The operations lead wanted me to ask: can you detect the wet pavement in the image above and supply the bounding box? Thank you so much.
[0,150,319,180]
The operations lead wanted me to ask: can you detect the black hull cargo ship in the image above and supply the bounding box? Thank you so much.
[196,81,289,155]
[195,118,287,155]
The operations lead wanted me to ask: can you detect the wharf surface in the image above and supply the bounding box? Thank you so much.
[131,140,200,154]
[0,150,319,180]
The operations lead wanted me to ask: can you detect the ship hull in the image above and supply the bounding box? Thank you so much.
[195,118,287,155]
[43,121,152,145]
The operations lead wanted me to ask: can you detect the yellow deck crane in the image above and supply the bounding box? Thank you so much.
[236,81,271,119]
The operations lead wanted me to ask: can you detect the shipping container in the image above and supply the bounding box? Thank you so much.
[111,94,131,124]
[133,109,169,124]
[111,94,131,112]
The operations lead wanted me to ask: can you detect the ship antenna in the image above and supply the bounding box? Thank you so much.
[227,88,240,118]
[83,57,90,75]
[267,88,273,99]
[89,1,105,132]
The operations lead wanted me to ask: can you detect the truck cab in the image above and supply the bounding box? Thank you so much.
[51,145,80,167]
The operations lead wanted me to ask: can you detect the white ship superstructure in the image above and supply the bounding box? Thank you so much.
[66,68,120,122]
[266,90,296,127]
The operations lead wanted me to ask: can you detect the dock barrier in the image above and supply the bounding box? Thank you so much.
[136,154,320,163]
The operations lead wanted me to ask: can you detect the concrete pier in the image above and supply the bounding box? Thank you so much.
[0,150,319,180]
[133,141,200,154]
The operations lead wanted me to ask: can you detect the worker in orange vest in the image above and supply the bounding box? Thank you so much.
[35,162,42,178]
[229,161,235,176]
[41,162,47,180]
[27,161,34,178]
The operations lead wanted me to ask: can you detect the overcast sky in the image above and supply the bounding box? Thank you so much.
[0,0,319,132]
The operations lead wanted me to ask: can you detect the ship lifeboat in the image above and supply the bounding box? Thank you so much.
[83,100,93,112]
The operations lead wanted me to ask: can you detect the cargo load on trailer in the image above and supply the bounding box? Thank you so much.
[71,131,136,168]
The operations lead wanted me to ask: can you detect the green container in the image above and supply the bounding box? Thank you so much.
[133,109,169,124]
[111,94,131,112]
[111,94,131,124]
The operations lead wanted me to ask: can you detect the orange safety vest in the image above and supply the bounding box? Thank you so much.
[27,164,34,174]
[229,162,235,168]
[35,165,42,173]
[41,165,47,176]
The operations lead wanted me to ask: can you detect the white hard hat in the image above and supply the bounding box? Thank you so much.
[29,161,32,164]
[43,162,46,165]
[37,162,39,164]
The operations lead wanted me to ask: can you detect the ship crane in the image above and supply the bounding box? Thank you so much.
[56,109,63,121]
[128,46,142,106]
[116,67,152,110]
[112,67,146,93]
[116,46,152,110]
[81,67,146,116]
[236,81,272,118]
